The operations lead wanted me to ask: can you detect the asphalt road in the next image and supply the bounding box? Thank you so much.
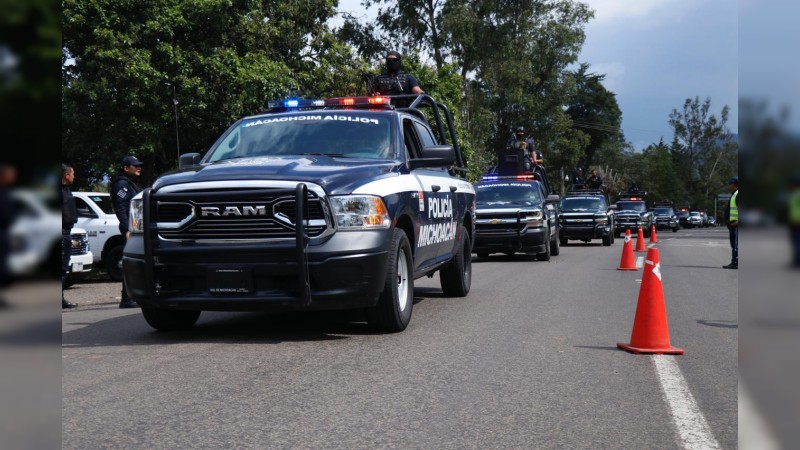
[62,227,737,449]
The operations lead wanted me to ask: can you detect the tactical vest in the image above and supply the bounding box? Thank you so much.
[372,73,409,95]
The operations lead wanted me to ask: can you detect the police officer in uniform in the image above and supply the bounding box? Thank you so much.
[723,176,738,269]
[506,126,536,172]
[61,164,78,308]
[369,50,424,96]
[112,155,144,308]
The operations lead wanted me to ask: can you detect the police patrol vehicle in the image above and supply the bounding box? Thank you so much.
[558,186,616,246]
[652,200,680,232]
[614,190,654,237]
[122,94,475,332]
[473,175,561,260]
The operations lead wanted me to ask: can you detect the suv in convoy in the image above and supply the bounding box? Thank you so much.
[123,95,475,332]
[614,191,654,237]
[652,201,680,232]
[8,190,92,280]
[74,192,125,281]
[472,176,560,261]
[558,187,616,246]
[687,210,703,228]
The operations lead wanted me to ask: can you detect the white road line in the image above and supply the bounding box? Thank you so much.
[636,256,644,269]
[652,356,721,449]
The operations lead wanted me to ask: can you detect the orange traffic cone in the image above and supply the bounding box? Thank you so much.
[635,226,647,252]
[650,224,658,243]
[618,247,684,355]
[617,229,637,271]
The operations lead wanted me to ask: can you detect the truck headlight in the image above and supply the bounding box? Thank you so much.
[524,210,543,227]
[595,214,608,224]
[129,193,145,233]
[330,195,391,229]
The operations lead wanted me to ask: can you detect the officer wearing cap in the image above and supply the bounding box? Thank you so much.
[723,176,738,269]
[369,50,424,96]
[112,155,144,308]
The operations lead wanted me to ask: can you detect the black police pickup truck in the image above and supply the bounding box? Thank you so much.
[614,191,654,238]
[652,201,680,232]
[558,187,616,246]
[122,95,475,332]
[472,176,561,261]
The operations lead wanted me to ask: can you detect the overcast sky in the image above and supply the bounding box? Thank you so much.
[334,0,738,150]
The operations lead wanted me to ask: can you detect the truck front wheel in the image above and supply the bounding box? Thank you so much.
[367,229,414,332]
[142,308,201,331]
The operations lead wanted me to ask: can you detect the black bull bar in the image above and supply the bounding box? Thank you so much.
[141,183,313,305]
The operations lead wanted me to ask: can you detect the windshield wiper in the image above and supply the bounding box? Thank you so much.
[298,152,347,157]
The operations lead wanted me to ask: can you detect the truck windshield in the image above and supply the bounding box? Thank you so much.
[561,197,603,210]
[616,201,646,212]
[476,184,541,205]
[654,207,673,215]
[207,113,394,162]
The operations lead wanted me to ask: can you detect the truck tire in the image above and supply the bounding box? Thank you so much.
[602,234,612,246]
[550,228,561,256]
[367,229,414,332]
[477,252,489,259]
[142,308,201,331]
[105,244,125,282]
[560,236,568,246]
[537,230,551,261]
[440,226,472,297]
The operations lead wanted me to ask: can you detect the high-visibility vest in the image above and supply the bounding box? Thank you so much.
[729,190,738,223]
[790,190,800,225]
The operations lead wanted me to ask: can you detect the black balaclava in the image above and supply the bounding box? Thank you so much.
[386,51,402,75]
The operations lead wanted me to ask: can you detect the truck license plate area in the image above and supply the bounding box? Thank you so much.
[207,268,253,294]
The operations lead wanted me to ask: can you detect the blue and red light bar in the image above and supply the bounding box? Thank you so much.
[482,174,537,181]
[267,99,325,109]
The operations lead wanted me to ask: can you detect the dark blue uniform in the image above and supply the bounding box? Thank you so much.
[111,173,141,302]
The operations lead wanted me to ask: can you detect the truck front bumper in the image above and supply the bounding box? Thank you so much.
[472,226,547,254]
[123,230,390,312]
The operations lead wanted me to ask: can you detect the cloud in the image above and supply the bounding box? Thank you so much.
[582,0,672,23]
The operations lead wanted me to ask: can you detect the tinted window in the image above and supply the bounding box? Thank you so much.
[616,201,646,212]
[207,113,394,161]
[87,195,114,214]
[414,121,437,148]
[654,207,674,215]
[560,197,604,210]
[476,183,541,205]
[74,197,96,218]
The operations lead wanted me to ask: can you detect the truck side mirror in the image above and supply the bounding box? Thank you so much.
[408,145,455,169]
[179,153,202,168]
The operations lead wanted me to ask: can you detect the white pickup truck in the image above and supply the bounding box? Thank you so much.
[73,192,124,281]
[8,190,93,279]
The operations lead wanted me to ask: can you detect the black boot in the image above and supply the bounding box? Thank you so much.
[119,298,139,309]
[62,299,77,309]
[722,262,738,269]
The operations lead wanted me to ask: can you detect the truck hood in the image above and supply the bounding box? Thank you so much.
[152,156,399,195]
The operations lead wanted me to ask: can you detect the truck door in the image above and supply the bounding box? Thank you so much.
[408,119,462,266]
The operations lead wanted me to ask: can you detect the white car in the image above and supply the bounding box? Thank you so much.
[8,190,93,278]
[73,192,124,281]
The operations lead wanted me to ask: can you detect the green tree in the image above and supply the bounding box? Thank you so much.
[63,0,355,187]
[668,97,736,210]
[566,63,624,168]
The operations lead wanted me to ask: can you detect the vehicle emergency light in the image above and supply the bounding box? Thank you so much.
[267,99,325,109]
[325,96,392,107]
